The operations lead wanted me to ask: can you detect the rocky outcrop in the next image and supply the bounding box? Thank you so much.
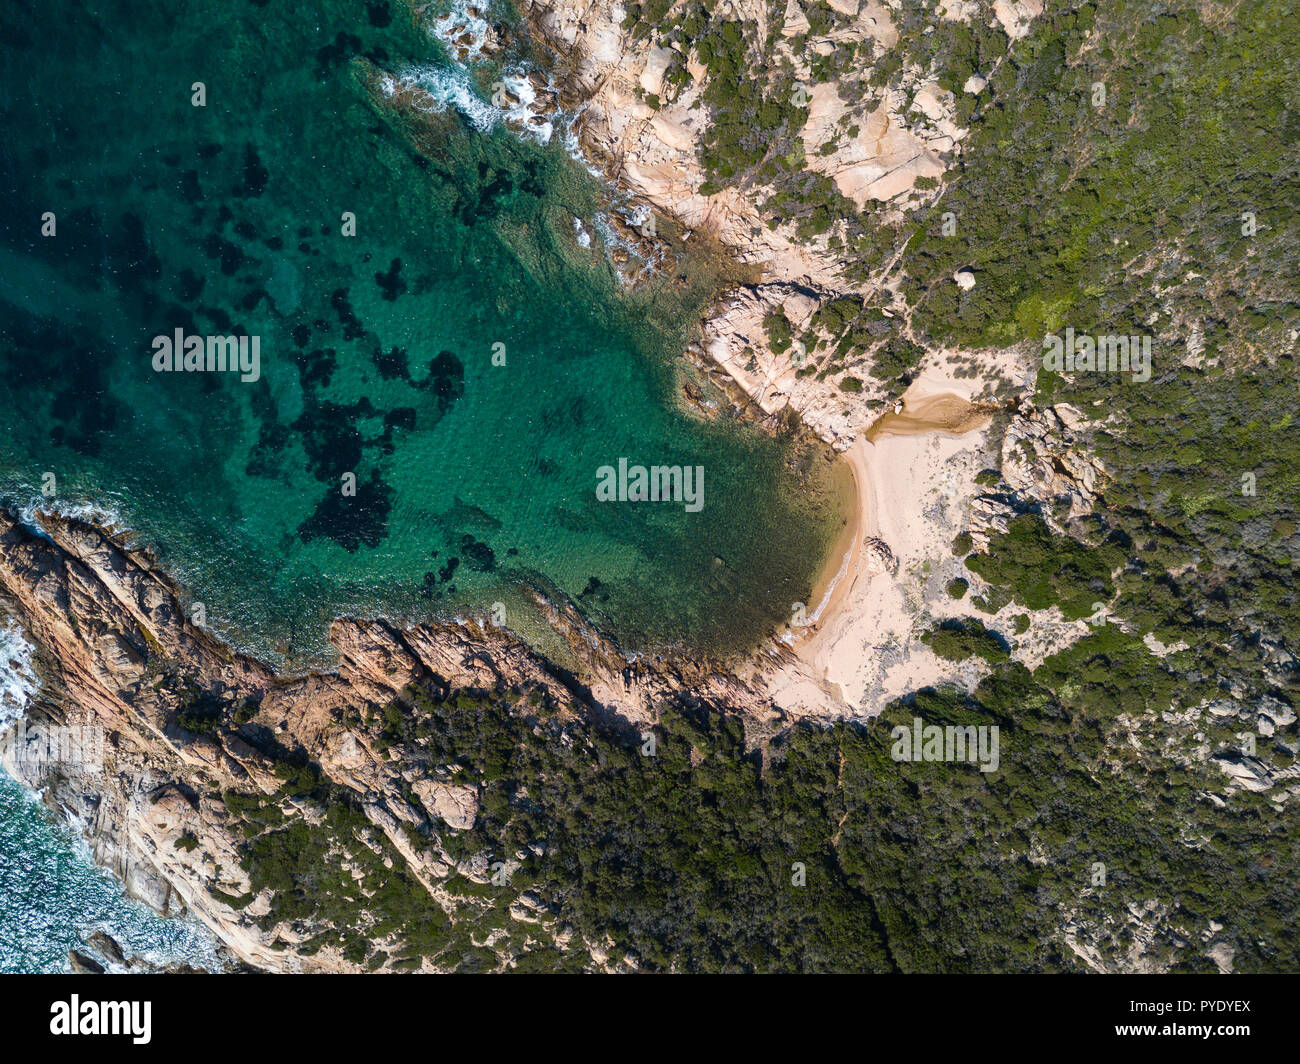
[802,80,959,209]
[0,509,782,972]
[1001,401,1106,518]
[993,0,1044,39]
[696,281,893,444]
[1206,698,1300,800]
[67,930,214,975]
[860,536,897,577]
[966,399,1108,549]
[505,0,982,446]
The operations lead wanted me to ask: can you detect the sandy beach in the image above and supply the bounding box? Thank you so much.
[761,376,1000,718]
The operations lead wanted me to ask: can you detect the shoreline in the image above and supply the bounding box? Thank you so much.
[797,436,871,638]
[0,506,798,970]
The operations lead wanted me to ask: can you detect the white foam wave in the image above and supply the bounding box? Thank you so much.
[386,63,501,133]
[430,0,495,64]
[16,494,127,539]
[499,68,553,145]
[0,619,38,731]
[402,4,669,281]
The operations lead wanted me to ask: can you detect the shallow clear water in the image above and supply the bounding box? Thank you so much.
[0,0,846,665]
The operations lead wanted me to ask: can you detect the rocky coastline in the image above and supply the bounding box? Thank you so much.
[0,509,789,971]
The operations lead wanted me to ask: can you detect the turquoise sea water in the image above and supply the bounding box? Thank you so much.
[0,0,845,664]
[0,0,847,969]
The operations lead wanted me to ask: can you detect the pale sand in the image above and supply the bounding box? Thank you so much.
[761,382,998,718]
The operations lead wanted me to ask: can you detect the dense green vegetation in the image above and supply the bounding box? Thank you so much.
[900,0,1300,783]
[200,651,1296,972]
[923,617,1010,662]
[173,685,226,736]
[762,308,794,354]
[901,0,1300,350]
[964,512,1121,619]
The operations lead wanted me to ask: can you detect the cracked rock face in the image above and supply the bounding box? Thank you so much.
[999,401,1107,522]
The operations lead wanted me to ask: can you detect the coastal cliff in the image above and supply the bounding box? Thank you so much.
[0,509,784,972]
[4,500,1289,976]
